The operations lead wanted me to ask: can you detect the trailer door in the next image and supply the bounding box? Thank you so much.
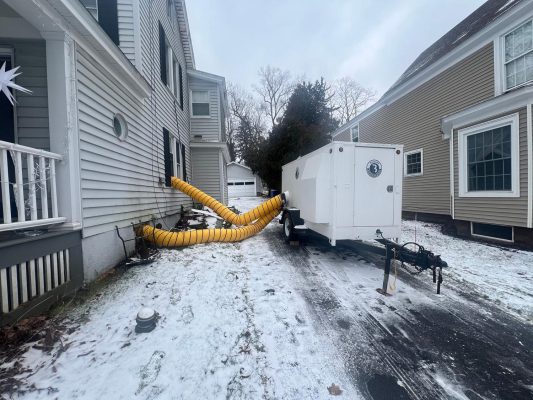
[353,147,395,227]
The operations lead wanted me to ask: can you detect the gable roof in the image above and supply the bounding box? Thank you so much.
[176,0,195,69]
[227,162,252,171]
[384,0,525,96]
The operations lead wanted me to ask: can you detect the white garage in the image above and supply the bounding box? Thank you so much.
[227,162,262,198]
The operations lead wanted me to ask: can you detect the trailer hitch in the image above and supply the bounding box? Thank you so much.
[375,237,448,295]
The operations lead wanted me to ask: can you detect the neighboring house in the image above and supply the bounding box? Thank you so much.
[333,0,533,247]
[189,70,230,204]
[227,162,264,197]
[0,0,228,324]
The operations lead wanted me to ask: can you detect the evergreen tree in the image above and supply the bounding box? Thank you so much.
[259,79,338,190]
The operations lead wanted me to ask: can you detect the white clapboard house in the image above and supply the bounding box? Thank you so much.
[0,0,229,324]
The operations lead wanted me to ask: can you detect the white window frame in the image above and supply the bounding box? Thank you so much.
[470,222,514,243]
[166,42,174,94]
[457,113,520,198]
[404,148,423,177]
[496,17,533,94]
[171,136,184,179]
[190,90,211,118]
[350,124,359,142]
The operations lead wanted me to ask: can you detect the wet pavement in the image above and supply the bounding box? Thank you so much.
[267,230,533,400]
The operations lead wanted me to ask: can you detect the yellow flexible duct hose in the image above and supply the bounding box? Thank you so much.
[138,210,279,248]
[171,177,283,226]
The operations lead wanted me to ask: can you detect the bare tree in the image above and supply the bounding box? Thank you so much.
[254,66,294,128]
[227,83,265,164]
[331,77,376,125]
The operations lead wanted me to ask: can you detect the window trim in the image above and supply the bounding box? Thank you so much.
[171,137,184,180]
[496,17,533,94]
[457,113,520,198]
[404,148,423,177]
[350,124,359,142]
[470,222,514,243]
[190,90,211,118]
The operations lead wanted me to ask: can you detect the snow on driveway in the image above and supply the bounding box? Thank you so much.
[5,197,360,399]
[402,220,533,322]
[2,197,532,399]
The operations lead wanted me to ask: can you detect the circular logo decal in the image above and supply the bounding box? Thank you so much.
[366,160,382,178]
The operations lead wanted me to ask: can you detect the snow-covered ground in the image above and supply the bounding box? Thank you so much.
[402,220,533,323]
[2,197,532,399]
[3,197,360,399]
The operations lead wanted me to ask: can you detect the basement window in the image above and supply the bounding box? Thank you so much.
[471,222,514,242]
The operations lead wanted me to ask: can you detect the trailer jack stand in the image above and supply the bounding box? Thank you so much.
[376,239,447,296]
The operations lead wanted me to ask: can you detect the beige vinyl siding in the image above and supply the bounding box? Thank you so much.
[190,78,220,141]
[360,43,495,215]
[117,0,135,63]
[191,147,222,202]
[334,128,351,142]
[453,107,528,227]
[77,0,192,238]
[13,39,49,151]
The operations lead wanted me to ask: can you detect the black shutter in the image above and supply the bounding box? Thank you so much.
[97,0,119,45]
[163,128,172,187]
[181,143,187,182]
[178,63,184,109]
[159,23,167,85]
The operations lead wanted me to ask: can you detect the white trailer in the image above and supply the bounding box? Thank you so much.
[281,142,403,245]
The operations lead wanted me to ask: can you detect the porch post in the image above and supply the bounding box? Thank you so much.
[43,32,82,230]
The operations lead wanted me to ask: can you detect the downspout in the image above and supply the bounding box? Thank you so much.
[449,129,455,220]
[526,103,533,228]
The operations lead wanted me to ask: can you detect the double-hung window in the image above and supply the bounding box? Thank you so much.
[159,24,183,103]
[163,129,185,186]
[191,91,210,117]
[404,149,423,176]
[350,125,359,142]
[458,114,519,197]
[504,19,533,90]
[80,0,119,45]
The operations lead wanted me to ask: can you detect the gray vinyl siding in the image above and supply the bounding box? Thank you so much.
[222,161,228,203]
[359,43,495,215]
[190,78,220,141]
[117,0,135,64]
[12,39,49,151]
[453,107,528,227]
[191,147,222,202]
[77,0,192,238]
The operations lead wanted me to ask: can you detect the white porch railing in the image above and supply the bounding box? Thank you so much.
[0,140,66,232]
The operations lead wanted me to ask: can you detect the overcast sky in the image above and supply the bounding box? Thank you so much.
[186,0,486,97]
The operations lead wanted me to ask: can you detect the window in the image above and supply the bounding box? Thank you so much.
[191,91,210,117]
[404,149,423,176]
[167,0,177,28]
[163,130,186,185]
[159,24,182,100]
[351,125,359,142]
[80,0,119,45]
[112,114,128,141]
[471,222,514,242]
[504,19,533,90]
[458,114,520,197]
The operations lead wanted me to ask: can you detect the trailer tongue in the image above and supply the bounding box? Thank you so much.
[281,141,448,295]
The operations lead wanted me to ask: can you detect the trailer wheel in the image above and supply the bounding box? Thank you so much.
[283,213,295,242]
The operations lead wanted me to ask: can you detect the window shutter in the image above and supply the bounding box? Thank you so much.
[159,23,167,85]
[97,0,119,45]
[181,143,187,182]
[163,128,172,187]
[178,63,184,109]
